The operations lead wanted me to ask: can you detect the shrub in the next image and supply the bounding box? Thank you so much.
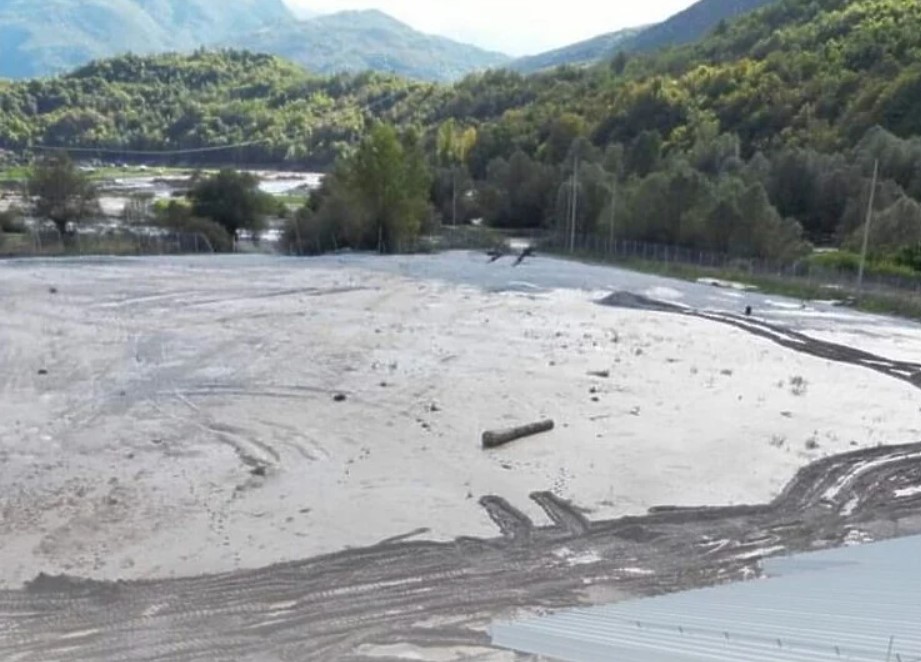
[173,217,233,253]
[0,207,26,233]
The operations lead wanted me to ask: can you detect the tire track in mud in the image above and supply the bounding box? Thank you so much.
[2,292,921,660]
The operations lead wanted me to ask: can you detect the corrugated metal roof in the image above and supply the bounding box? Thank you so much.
[492,536,921,661]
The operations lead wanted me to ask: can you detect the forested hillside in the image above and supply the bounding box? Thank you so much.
[505,0,777,72]
[627,0,777,52]
[0,0,291,78]
[508,27,645,74]
[3,0,921,261]
[0,1,507,82]
[0,51,435,167]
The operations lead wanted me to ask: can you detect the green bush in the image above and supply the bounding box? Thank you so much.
[894,243,921,272]
[151,199,232,252]
[0,207,26,233]
[173,217,233,253]
[807,250,863,273]
[807,250,917,278]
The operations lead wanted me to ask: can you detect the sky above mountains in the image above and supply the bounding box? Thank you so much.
[284,0,697,55]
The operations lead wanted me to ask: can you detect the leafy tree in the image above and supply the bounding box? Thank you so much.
[189,169,272,240]
[435,120,477,225]
[626,131,663,178]
[151,199,233,252]
[0,206,25,233]
[27,153,99,235]
[289,123,432,254]
[540,113,587,164]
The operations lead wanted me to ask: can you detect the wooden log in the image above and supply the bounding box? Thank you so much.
[482,419,554,449]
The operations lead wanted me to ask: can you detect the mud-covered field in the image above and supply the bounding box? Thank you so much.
[2,254,921,661]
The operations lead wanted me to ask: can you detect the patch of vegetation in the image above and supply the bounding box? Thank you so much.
[283,124,432,255]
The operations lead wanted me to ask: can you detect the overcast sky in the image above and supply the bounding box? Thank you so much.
[283,1,697,56]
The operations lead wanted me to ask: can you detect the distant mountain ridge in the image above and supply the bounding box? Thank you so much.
[509,26,647,74]
[238,10,510,82]
[506,0,779,73]
[0,0,292,78]
[628,0,778,52]
[0,1,508,82]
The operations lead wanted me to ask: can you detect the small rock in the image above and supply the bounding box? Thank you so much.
[379,381,389,388]
[591,396,600,403]
[634,348,644,356]
[48,287,58,294]
[428,402,441,412]
[589,386,599,394]
[250,465,267,477]
[333,393,347,402]
[588,370,610,378]
[37,368,48,376]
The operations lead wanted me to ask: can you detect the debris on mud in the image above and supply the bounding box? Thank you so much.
[482,419,555,449]
[486,248,505,263]
[5,442,921,661]
[588,370,610,378]
[36,368,48,376]
[333,393,347,402]
[513,246,535,267]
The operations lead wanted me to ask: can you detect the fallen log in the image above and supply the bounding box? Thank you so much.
[482,419,554,449]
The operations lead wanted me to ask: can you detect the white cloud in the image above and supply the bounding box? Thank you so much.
[284,0,696,56]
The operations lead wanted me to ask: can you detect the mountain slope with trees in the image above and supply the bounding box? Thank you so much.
[0,1,508,82]
[238,10,510,83]
[506,0,779,73]
[628,0,778,52]
[508,27,646,74]
[4,0,921,262]
[0,0,292,78]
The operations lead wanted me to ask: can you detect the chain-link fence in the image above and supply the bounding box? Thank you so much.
[538,231,921,299]
[0,228,215,258]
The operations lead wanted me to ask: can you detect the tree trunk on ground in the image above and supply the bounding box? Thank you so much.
[482,419,555,449]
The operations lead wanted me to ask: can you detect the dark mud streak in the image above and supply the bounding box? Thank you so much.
[3,294,921,660]
[597,291,921,386]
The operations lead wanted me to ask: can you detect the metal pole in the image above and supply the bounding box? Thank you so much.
[452,167,457,227]
[608,178,616,257]
[569,155,579,253]
[857,159,879,295]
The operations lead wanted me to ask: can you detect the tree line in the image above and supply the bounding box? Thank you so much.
[4,0,921,263]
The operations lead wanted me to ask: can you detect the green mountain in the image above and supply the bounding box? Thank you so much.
[628,0,778,52]
[237,10,510,82]
[2,0,920,165]
[507,0,778,73]
[4,0,921,259]
[509,27,647,74]
[0,0,293,78]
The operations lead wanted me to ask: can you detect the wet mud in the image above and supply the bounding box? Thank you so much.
[2,293,921,661]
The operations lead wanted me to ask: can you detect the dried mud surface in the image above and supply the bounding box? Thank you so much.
[2,292,921,661]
